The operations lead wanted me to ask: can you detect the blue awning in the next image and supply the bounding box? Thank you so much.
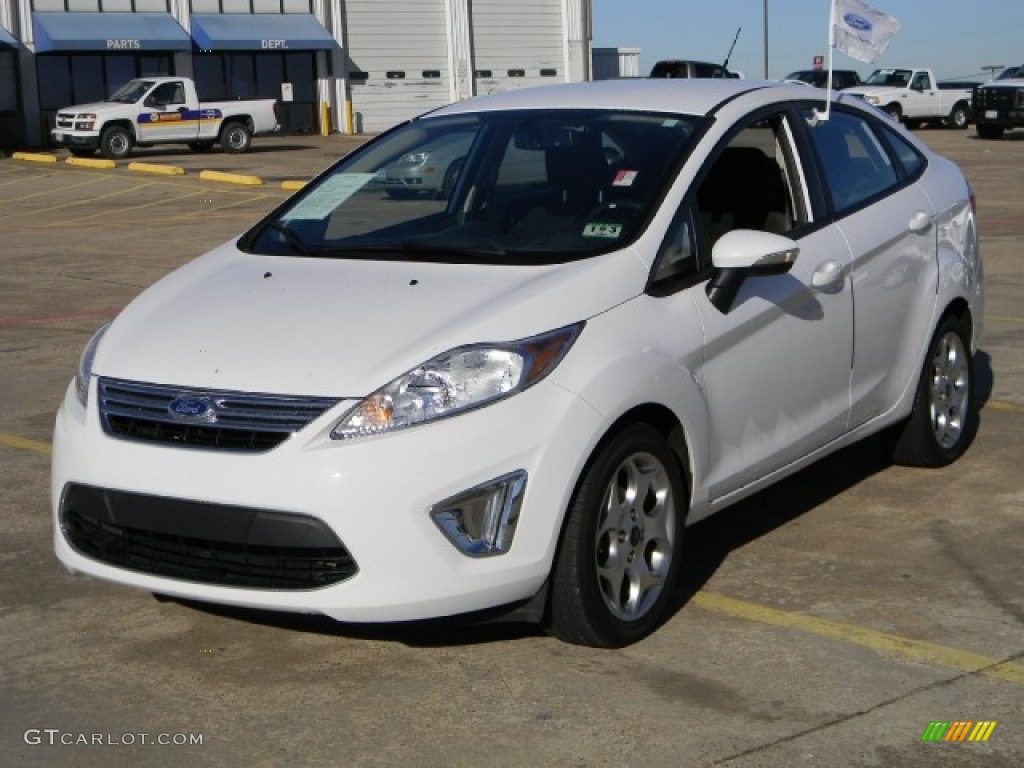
[33,12,191,53]
[0,25,18,49]
[190,14,337,52]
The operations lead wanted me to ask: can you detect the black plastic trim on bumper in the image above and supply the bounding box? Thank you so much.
[60,484,358,590]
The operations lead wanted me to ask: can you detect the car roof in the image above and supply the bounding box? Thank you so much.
[427,79,790,119]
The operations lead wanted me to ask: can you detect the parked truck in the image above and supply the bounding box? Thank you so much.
[971,65,1024,139]
[843,68,972,129]
[51,77,280,160]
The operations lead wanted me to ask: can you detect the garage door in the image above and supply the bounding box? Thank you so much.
[470,0,564,95]
[344,0,450,133]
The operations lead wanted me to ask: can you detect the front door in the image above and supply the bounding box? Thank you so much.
[136,80,198,143]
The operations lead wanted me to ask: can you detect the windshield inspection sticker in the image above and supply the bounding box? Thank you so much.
[612,169,639,187]
[282,173,376,220]
[583,222,623,239]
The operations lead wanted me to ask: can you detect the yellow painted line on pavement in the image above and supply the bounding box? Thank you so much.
[128,161,185,176]
[694,591,1024,686]
[12,152,58,164]
[987,314,1024,325]
[281,180,306,191]
[986,400,1024,414]
[0,432,52,456]
[199,170,263,186]
[66,157,116,170]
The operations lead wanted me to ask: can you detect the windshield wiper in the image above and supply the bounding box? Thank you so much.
[265,221,324,257]
[317,239,510,262]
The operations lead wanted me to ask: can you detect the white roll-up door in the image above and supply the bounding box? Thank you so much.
[344,0,451,133]
[470,0,565,95]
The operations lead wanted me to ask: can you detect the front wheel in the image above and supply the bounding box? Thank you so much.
[886,314,976,467]
[548,424,687,648]
[976,124,1004,140]
[99,126,133,160]
[220,122,252,154]
[884,103,902,122]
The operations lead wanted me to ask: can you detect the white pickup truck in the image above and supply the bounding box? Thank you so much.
[844,68,972,129]
[51,76,280,160]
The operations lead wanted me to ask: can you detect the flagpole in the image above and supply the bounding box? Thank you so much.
[824,0,835,121]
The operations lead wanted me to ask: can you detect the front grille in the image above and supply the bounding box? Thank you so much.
[974,87,1021,109]
[61,485,358,589]
[98,378,340,452]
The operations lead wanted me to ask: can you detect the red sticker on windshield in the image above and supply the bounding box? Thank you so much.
[612,170,638,187]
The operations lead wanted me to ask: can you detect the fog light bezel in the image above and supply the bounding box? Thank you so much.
[429,471,527,558]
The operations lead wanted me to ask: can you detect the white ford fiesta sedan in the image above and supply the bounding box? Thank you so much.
[53,79,984,647]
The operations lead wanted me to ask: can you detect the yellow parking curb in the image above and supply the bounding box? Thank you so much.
[281,180,306,191]
[128,162,185,176]
[66,157,116,170]
[12,152,58,164]
[199,169,263,186]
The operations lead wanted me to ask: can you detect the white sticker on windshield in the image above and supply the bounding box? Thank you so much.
[612,169,638,187]
[583,222,623,239]
[282,173,377,220]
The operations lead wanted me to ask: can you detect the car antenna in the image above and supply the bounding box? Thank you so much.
[722,27,741,75]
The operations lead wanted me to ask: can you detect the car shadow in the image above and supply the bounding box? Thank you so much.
[162,350,994,648]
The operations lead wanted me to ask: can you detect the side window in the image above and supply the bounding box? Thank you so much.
[148,82,184,107]
[803,109,899,213]
[912,72,931,90]
[880,126,926,179]
[652,112,808,289]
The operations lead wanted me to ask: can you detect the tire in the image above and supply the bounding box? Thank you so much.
[548,424,687,648]
[99,125,133,160]
[188,140,216,153]
[947,103,969,130]
[976,124,1004,140]
[220,122,252,154]
[884,103,902,122]
[887,314,976,467]
[438,158,464,200]
[68,147,95,158]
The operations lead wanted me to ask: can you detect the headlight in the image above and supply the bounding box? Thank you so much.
[331,323,583,440]
[398,151,429,166]
[75,322,111,407]
[865,96,880,105]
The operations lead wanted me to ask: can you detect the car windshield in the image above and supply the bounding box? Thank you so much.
[109,79,156,104]
[242,110,702,264]
[996,66,1022,80]
[863,69,912,87]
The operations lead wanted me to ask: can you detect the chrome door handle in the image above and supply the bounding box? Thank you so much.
[811,260,845,293]
[909,211,933,233]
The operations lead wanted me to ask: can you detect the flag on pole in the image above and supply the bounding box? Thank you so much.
[831,0,901,64]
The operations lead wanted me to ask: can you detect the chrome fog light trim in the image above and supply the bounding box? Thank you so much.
[430,471,527,557]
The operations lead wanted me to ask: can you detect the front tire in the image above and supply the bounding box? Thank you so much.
[548,424,686,648]
[99,126,133,160]
[976,124,1004,140]
[887,314,976,467]
[220,122,252,154]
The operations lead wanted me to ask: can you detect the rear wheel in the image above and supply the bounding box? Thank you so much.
[887,314,976,467]
[220,122,252,154]
[548,424,686,648]
[99,126,133,160]
[947,103,969,130]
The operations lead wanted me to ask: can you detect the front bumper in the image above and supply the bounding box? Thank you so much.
[52,377,603,622]
[51,130,100,150]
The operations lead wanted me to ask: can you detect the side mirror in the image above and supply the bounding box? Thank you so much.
[705,230,799,314]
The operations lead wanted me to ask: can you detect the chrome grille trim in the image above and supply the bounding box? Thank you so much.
[98,378,341,452]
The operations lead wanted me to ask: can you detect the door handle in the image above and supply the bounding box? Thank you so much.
[811,260,845,293]
[909,211,933,233]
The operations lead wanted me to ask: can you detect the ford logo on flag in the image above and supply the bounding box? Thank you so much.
[168,395,218,422]
[843,13,873,32]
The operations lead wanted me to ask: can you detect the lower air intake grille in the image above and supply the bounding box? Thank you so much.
[61,485,358,590]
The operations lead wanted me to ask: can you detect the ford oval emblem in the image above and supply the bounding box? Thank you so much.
[167,395,218,422]
[843,12,873,32]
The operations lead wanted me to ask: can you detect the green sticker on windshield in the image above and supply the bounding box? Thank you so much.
[583,222,623,239]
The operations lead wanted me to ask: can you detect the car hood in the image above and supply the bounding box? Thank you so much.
[93,242,648,397]
[59,101,121,113]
